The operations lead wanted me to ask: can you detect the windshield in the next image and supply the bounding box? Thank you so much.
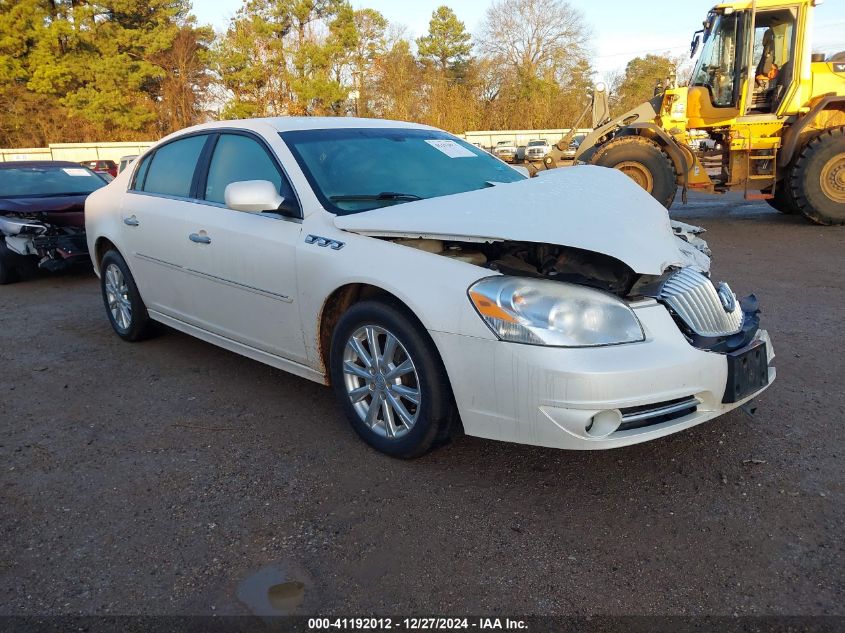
[281,128,525,215]
[690,12,741,107]
[0,165,107,198]
[528,141,546,146]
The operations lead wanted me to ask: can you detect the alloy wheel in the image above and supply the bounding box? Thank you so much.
[342,325,421,440]
[104,263,132,331]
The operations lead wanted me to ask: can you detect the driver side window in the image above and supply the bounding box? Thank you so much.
[204,134,297,212]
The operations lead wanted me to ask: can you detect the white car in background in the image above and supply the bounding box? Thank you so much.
[492,140,517,163]
[85,117,775,458]
[117,155,138,174]
[525,139,551,161]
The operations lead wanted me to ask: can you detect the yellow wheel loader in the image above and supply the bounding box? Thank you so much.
[546,0,845,225]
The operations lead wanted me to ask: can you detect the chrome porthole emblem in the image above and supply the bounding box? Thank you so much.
[305,234,345,250]
[342,325,421,440]
[717,282,737,313]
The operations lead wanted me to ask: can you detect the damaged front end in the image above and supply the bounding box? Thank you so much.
[388,237,637,296]
[0,212,89,273]
[631,266,761,353]
[386,227,761,357]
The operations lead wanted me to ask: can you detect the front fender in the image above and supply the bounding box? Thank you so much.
[296,230,499,371]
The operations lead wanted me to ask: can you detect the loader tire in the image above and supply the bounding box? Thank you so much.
[591,136,677,209]
[764,173,800,215]
[790,126,845,225]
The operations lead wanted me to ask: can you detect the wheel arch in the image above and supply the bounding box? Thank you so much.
[317,282,431,384]
[779,95,845,167]
[93,236,119,275]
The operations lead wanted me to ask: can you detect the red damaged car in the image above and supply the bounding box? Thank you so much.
[0,161,107,284]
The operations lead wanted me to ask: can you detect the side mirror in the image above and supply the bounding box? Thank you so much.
[224,180,284,213]
[690,30,703,58]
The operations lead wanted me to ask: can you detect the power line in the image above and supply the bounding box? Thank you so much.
[595,44,689,59]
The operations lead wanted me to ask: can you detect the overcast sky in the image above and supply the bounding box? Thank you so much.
[192,0,845,76]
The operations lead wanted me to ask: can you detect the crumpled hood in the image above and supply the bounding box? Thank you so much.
[334,166,708,276]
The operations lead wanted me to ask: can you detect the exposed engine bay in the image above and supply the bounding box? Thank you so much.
[393,237,639,297]
[390,232,698,300]
[386,226,758,353]
[385,220,712,300]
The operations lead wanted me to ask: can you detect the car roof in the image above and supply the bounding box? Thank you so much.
[263,116,436,132]
[0,160,90,169]
[157,117,440,145]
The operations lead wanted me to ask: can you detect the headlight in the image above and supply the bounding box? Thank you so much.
[468,276,645,347]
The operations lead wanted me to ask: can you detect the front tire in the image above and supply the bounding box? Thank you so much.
[590,136,677,208]
[100,250,154,341]
[790,126,845,225]
[0,241,24,285]
[329,300,456,458]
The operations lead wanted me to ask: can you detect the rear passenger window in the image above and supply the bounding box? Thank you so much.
[142,135,207,198]
[204,134,294,207]
[132,154,152,190]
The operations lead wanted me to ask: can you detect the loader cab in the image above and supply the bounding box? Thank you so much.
[687,4,800,126]
[747,7,799,113]
[690,10,743,110]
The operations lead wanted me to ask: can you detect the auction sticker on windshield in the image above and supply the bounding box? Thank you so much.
[62,168,92,177]
[425,139,476,158]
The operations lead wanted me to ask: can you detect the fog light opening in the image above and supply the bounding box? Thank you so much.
[587,410,622,438]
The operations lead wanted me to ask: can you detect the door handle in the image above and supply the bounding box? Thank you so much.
[189,232,211,245]
[123,215,140,227]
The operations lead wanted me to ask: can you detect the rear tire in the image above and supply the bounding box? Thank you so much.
[329,300,456,459]
[590,136,677,208]
[765,173,800,215]
[100,250,154,341]
[790,126,845,225]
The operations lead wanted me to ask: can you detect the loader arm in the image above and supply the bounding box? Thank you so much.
[572,95,663,163]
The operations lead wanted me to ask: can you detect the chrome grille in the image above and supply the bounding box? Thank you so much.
[659,268,743,337]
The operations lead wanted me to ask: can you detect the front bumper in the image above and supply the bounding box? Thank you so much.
[431,300,775,450]
[3,232,89,271]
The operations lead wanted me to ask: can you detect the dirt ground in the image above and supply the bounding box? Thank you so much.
[1,193,843,616]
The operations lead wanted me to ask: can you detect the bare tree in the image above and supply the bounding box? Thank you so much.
[477,0,591,82]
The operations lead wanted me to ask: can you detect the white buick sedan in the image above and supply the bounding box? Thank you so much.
[85,117,775,458]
